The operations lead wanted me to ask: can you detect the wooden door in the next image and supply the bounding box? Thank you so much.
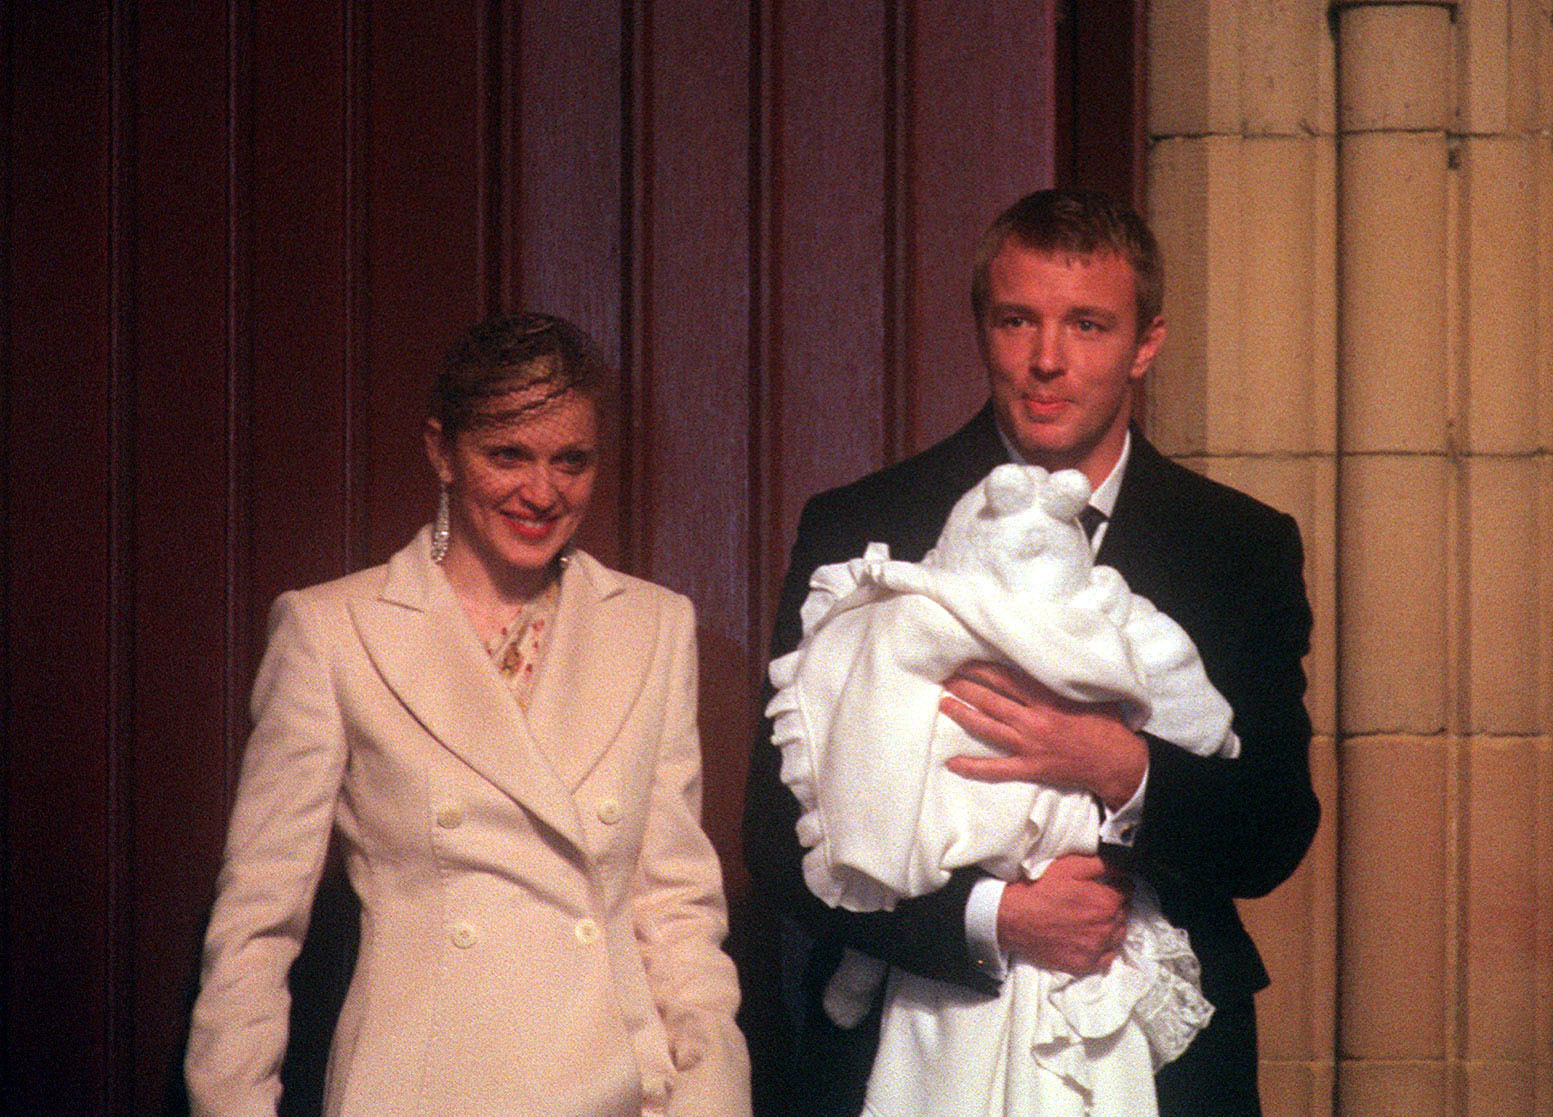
[1,2,1140,1111]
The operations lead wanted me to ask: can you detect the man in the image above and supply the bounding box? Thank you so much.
[742,189,1319,1115]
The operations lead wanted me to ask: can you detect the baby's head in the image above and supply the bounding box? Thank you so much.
[927,463,1094,599]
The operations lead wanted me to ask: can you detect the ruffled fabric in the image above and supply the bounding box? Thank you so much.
[860,883,1212,1117]
[767,545,1237,914]
[1033,883,1213,1085]
[766,464,1236,1116]
[768,545,1125,913]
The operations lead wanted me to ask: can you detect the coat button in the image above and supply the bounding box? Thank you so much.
[449,921,481,949]
[574,917,602,945]
[596,798,623,825]
[435,804,464,829]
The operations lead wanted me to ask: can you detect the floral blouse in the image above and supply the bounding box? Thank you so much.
[483,580,560,707]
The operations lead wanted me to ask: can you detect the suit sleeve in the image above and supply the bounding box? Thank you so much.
[742,500,998,995]
[185,592,348,1116]
[631,595,753,1117]
[1123,511,1320,901]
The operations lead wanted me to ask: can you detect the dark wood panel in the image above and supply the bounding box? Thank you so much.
[907,0,1060,451]
[513,2,623,341]
[515,0,627,570]
[1065,0,1146,208]
[0,2,1110,1110]
[361,0,486,564]
[129,4,245,1109]
[250,0,354,607]
[763,0,893,619]
[2,2,118,1110]
[636,0,754,888]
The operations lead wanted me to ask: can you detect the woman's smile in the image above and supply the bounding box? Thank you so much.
[428,386,599,601]
[503,508,559,541]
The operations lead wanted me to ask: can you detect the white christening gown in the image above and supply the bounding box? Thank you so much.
[767,464,1237,1116]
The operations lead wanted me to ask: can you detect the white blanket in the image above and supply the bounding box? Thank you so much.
[767,464,1237,1116]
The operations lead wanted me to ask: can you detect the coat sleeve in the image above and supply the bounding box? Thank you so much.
[743,499,998,995]
[185,592,348,1116]
[1122,511,1320,902]
[631,595,753,1117]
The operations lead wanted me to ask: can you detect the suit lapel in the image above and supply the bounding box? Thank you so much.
[525,551,651,792]
[1096,430,1174,587]
[349,530,585,850]
[895,403,1010,559]
[944,403,1011,491]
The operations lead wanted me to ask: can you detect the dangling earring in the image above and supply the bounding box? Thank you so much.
[430,484,451,563]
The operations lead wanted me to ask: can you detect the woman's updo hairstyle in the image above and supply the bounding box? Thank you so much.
[432,311,612,438]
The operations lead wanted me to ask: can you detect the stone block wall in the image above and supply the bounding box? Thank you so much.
[1145,0,1552,1112]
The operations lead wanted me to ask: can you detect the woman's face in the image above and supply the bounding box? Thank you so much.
[426,386,599,597]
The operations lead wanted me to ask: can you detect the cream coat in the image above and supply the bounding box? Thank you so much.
[186,529,750,1116]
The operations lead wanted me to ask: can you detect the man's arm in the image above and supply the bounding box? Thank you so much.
[742,497,1129,993]
[1124,513,1319,900]
[743,710,1128,986]
[939,511,1318,906]
[936,665,1144,964]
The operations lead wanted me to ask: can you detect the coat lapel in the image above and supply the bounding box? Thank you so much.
[1095,429,1171,584]
[892,403,1011,561]
[944,403,1011,495]
[524,550,653,792]
[349,529,585,851]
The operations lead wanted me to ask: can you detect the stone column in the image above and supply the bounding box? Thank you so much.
[1331,3,1456,1111]
[1149,0,1551,1113]
[1147,2,1341,1112]
[1449,0,1553,1110]
[1333,0,1553,1111]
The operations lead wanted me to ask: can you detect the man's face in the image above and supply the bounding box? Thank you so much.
[979,241,1164,487]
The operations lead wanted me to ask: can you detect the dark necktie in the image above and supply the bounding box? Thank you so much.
[1078,505,1107,543]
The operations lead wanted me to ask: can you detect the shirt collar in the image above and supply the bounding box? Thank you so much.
[995,425,1131,518]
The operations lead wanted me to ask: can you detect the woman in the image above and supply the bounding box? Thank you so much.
[186,312,751,1116]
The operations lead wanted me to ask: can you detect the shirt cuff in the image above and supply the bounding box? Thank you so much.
[1098,760,1148,845]
[964,876,1010,981]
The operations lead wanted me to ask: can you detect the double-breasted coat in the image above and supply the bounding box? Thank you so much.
[187,528,750,1116]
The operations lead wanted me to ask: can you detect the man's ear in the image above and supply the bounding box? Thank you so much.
[1130,316,1166,380]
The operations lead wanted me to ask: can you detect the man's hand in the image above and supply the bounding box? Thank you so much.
[997,854,1131,975]
[940,660,1148,811]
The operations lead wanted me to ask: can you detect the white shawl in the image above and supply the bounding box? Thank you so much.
[767,464,1236,1116]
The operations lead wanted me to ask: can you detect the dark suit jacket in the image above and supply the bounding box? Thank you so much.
[741,403,1319,1115]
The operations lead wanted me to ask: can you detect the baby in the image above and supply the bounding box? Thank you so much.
[767,463,1238,1117]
